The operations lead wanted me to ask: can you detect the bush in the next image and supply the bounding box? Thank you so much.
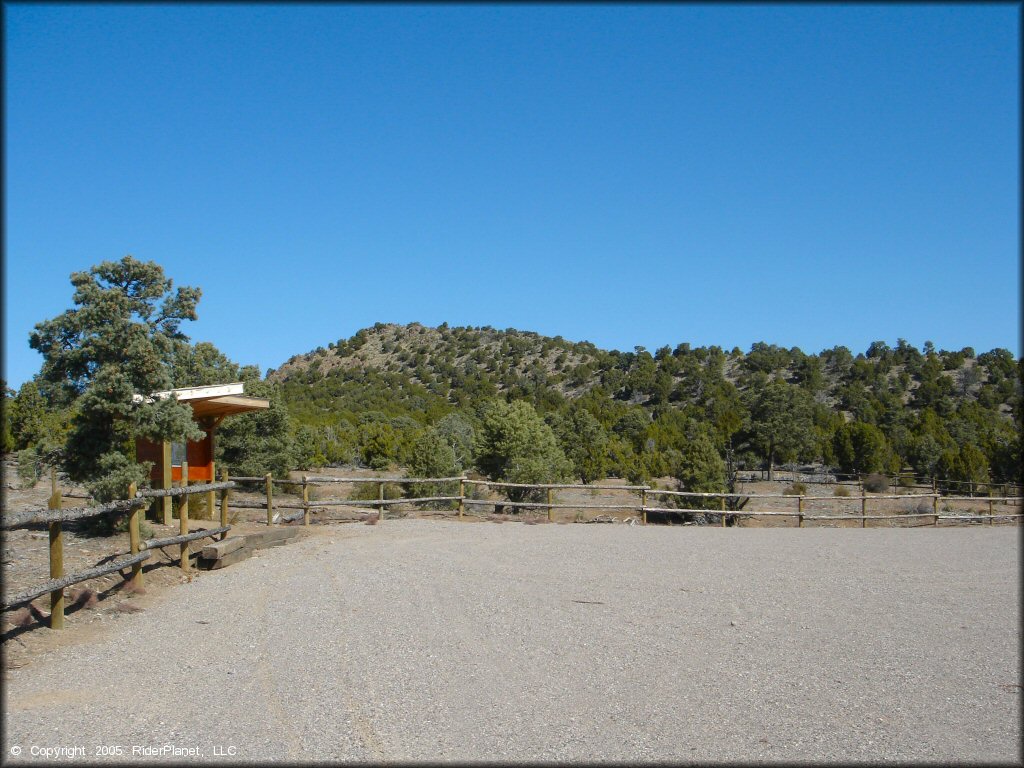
[84,510,155,539]
[897,475,918,488]
[863,473,890,493]
[350,481,405,502]
[16,448,42,488]
[833,485,851,497]
[902,499,933,515]
[783,482,807,496]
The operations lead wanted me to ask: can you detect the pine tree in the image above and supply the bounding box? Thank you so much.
[29,257,204,499]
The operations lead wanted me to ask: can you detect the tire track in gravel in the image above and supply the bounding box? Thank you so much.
[320,534,388,761]
[249,551,308,760]
[248,585,303,761]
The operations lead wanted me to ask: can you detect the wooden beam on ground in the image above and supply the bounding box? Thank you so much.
[200,537,245,560]
[198,548,252,570]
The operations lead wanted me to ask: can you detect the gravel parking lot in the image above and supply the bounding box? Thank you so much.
[3,520,1020,763]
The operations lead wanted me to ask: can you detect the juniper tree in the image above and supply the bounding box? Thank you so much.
[743,376,816,481]
[674,429,727,516]
[215,377,296,479]
[548,406,610,484]
[433,411,476,471]
[29,256,204,499]
[831,421,892,476]
[1,383,14,453]
[475,399,572,500]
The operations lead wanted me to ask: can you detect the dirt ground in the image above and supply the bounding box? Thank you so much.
[0,468,321,672]
[3,463,1018,672]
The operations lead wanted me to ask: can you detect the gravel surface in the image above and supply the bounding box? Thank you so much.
[3,520,1020,764]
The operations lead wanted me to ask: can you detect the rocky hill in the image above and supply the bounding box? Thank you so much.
[270,322,1015,417]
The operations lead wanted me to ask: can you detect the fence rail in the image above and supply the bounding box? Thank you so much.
[2,464,235,630]
[0,497,148,530]
[140,526,231,551]
[5,465,1020,632]
[733,468,1023,495]
[227,472,1022,529]
[2,552,153,610]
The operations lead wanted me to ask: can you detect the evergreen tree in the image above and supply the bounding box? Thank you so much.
[433,412,476,471]
[676,431,726,494]
[831,421,892,475]
[548,406,610,484]
[216,378,295,478]
[743,377,816,480]
[28,257,204,499]
[1,383,14,453]
[475,399,572,499]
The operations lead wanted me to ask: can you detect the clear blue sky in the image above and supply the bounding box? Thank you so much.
[4,4,1020,389]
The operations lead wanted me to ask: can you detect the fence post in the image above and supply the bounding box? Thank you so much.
[265,473,274,527]
[48,467,64,630]
[128,481,143,590]
[798,495,804,528]
[161,441,173,526]
[641,488,647,525]
[861,494,867,528]
[179,460,190,572]
[378,481,385,523]
[932,493,939,526]
[302,475,310,526]
[720,495,726,527]
[547,487,553,523]
[207,460,217,521]
[988,496,994,526]
[458,478,465,520]
[219,467,230,540]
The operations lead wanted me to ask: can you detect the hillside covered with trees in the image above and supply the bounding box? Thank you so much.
[267,322,1021,491]
[5,259,1020,505]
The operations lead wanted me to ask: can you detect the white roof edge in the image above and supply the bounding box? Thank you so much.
[131,382,246,404]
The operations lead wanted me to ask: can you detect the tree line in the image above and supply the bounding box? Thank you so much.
[272,324,1021,495]
[4,258,1021,513]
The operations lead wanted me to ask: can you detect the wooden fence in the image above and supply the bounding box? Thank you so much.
[734,468,1023,496]
[5,467,1020,631]
[223,473,1024,529]
[1,462,235,630]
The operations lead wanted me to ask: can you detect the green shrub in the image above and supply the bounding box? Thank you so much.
[783,482,807,496]
[833,484,851,497]
[350,481,405,502]
[897,475,918,488]
[863,473,890,493]
[16,448,43,488]
[83,511,154,539]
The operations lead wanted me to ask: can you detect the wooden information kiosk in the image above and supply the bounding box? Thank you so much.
[135,383,270,523]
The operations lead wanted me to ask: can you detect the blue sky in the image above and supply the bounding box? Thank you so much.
[4,4,1019,389]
